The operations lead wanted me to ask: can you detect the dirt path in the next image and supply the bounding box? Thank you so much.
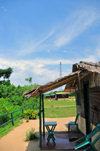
[0,117,75,151]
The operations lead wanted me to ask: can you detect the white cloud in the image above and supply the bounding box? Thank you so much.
[18,30,55,56]
[17,8,100,57]
[0,57,73,86]
[0,49,100,86]
[54,9,99,48]
[80,56,96,62]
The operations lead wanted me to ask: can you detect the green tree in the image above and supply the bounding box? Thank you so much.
[25,77,32,84]
[0,68,13,79]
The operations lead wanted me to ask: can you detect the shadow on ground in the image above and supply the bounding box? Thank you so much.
[26,140,40,151]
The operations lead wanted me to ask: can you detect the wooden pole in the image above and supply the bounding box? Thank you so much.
[39,92,42,148]
[42,94,45,136]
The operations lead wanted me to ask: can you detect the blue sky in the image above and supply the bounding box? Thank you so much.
[0,0,100,86]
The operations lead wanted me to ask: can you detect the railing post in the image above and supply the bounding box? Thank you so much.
[39,92,42,148]
[42,94,45,136]
[11,113,14,126]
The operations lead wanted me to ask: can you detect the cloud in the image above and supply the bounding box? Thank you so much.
[0,48,100,86]
[0,57,73,86]
[54,9,99,48]
[18,30,55,56]
[17,8,100,57]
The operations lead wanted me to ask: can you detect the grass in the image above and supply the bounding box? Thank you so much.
[44,97,76,118]
[44,97,75,108]
[25,128,39,141]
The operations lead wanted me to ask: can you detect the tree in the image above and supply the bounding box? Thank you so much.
[25,77,32,84]
[0,67,13,85]
[0,67,13,79]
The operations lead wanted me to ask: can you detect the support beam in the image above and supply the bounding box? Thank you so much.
[42,94,45,136]
[39,92,42,148]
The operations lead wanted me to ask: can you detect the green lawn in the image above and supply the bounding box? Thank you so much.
[44,97,76,118]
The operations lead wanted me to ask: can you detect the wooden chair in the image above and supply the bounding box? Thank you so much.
[73,124,100,151]
[66,112,80,132]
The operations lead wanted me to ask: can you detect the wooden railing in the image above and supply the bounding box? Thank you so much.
[0,103,38,128]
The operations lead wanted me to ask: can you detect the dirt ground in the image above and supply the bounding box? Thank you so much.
[0,117,75,151]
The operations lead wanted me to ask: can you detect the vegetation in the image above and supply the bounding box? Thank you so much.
[25,77,32,84]
[44,97,76,118]
[0,84,39,125]
[0,67,39,137]
[25,128,39,141]
[23,109,38,121]
[0,67,76,138]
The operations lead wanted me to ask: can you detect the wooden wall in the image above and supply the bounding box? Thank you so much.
[90,87,100,125]
[76,72,100,126]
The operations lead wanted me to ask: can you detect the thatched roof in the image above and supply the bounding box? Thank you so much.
[73,61,100,74]
[24,71,79,98]
[24,61,100,98]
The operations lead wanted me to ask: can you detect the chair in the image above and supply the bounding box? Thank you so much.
[73,124,100,151]
[66,112,80,132]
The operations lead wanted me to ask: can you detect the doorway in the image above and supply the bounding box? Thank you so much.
[83,83,91,134]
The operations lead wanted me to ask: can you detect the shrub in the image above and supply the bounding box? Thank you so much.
[23,109,38,121]
[25,128,39,141]
[0,114,9,125]
[0,98,10,125]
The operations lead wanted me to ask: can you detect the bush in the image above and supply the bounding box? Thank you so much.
[23,109,38,121]
[0,114,9,125]
[0,98,10,125]
[25,128,39,141]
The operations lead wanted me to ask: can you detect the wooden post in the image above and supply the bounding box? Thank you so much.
[39,92,42,148]
[11,113,14,126]
[42,94,45,136]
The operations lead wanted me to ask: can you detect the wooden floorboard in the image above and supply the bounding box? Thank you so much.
[42,131,84,150]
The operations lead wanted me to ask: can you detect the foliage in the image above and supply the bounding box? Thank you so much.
[23,109,38,121]
[0,82,39,124]
[25,128,39,141]
[0,98,10,125]
[0,67,13,79]
[25,77,32,84]
[0,67,40,137]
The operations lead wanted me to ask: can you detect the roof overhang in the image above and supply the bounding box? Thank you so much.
[24,71,80,98]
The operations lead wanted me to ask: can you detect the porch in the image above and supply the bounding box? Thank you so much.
[42,131,84,150]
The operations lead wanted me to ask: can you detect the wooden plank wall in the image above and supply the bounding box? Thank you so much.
[89,87,100,125]
[76,87,100,125]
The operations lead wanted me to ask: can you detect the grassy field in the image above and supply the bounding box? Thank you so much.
[44,96,76,118]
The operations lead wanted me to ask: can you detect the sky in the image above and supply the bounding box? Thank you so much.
[0,0,100,86]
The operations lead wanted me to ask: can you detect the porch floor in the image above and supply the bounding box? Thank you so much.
[42,131,84,150]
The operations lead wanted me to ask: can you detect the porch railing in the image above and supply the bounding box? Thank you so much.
[0,103,38,129]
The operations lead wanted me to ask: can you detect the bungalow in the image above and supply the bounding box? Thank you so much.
[24,61,100,150]
[45,91,69,100]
